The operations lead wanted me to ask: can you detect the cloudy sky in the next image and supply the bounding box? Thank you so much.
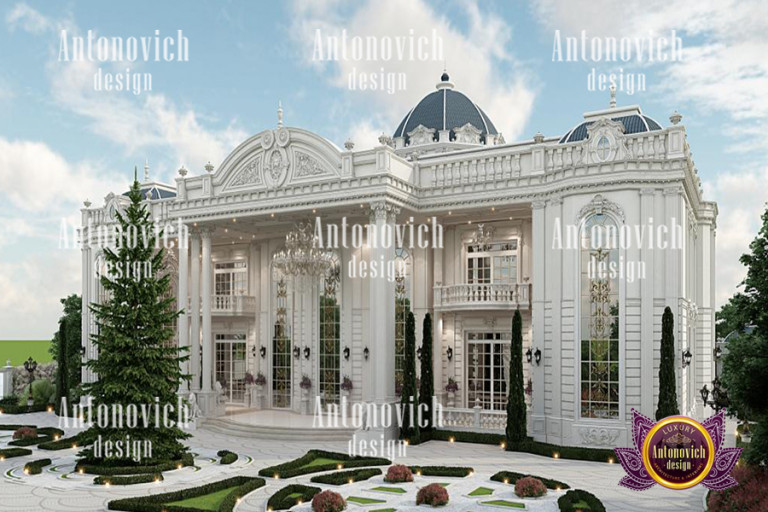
[0,0,766,339]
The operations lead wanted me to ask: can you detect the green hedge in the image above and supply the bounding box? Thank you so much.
[410,465,474,477]
[38,433,83,451]
[217,450,238,465]
[0,403,49,414]
[267,484,321,510]
[0,424,36,430]
[558,489,605,512]
[95,473,163,486]
[0,447,32,459]
[310,468,382,485]
[491,471,570,490]
[108,476,265,512]
[427,430,616,463]
[258,449,390,479]
[23,458,52,475]
[77,453,194,475]
[9,427,65,447]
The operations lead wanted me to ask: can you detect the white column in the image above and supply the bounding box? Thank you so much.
[201,228,213,393]
[177,227,189,392]
[190,232,201,391]
[531,200,546,441]
[432,239,443,402]
[81,234,90,385]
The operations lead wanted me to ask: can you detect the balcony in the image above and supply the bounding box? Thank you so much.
[188,295,257,316]
[434,283,531,312]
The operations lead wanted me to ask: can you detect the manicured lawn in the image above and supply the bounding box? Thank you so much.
[469,487,494,496]
[0,340,52,366]
[167,486,238,510]
[302,457,343,468]
[371,486,406,494]
[286,493,304,499]
[436,483,450,487]
[481,500,525,509]
[571,500,590,510]
[347,496,387,505]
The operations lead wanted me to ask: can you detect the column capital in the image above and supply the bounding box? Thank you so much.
[531,200,547,210]
[367,200,400,223]
[198,226,215,239]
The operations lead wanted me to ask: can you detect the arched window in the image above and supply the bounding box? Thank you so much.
[394,247,411,395]
[580,213,620,419]
[319,254,341,405]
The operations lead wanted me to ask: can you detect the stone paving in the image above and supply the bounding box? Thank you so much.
[0,412,707,512]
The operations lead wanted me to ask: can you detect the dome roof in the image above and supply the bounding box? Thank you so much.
[393,73,498,145]
[559,114,661,144]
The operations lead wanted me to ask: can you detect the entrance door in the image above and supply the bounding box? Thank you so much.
[214,334,247,404]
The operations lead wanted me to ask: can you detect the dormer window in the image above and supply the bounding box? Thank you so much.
[597,136,611,161]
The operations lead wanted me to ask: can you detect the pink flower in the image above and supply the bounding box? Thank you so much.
[514,477,547,498]
[384,464,413,483]
[416,483,449,506]
[312,490,346,512]
[12,427,37,440]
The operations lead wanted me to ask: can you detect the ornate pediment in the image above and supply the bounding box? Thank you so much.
[586,117,628,163]
[407,124,436,146]
[293,150,329,179]
[577,194,625,223]
[229,155,263,187]
[453,122,482,144]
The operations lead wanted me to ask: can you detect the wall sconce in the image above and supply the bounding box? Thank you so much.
[447,347,453,361]
[251,346,257,357]
[80,345,86,357]
[293,346,300,359]
[525,348,532,364]
[363,347,370,360]
[682,348,692,368]
[304,346,311,359]
[343,346,350,360]
[534,348,542,366]
[713,346,722,359]
[260,346,267,358]
[417,347,422,360]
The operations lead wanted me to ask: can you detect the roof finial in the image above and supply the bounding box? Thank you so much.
[277,101,283,128]
[609,83,617,108]
[144,159,149,181]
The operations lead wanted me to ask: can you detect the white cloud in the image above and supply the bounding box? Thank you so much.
[5,2,51,33]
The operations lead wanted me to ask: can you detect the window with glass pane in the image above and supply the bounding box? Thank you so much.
[319,256,341,405]
[394,248,411,394]
[580,213,620,419]
[215,261,247,295]
[467,241,518,285]
[272,274,291,408]
[466,331,511,410]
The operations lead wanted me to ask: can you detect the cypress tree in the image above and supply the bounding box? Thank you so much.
[419,312,434,431]
[655,306,679,420]
[505,309,527,449]
[80,172,190,464]
[400,311,421,444]
[54,318,68,414]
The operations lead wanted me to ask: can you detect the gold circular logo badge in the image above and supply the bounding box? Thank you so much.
[641,416,715,490]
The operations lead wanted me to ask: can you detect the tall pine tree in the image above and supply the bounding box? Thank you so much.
[655,306,679,420]
[419,312,434,431]
[400,311,421,444]
[505,309,526,449]
[81,172,189,464]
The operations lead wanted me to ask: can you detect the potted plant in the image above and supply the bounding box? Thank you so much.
[255,372,267,387]
[341,376,353,398]
[300,375,312,392]
[445,378,458,407]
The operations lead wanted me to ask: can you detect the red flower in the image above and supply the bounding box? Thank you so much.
[312,490,346,512]
[514,477,547,498]
[416,483,449,506]
[384,464,413,483]
[12,427,37,440]
[707,465,768,512]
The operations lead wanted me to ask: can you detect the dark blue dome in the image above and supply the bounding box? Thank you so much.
[394,85,498,145]
[559,114,661,143]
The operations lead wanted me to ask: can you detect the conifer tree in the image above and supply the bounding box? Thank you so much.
[419,312,434,431]
[505,309,527,449]
[80,172,189,464]
[655,306,679,420]
[400,311,421,444]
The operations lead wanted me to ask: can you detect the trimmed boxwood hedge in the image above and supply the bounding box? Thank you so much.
[77,452,194,475]
[426,430,616,463]
[491,470,570,490]
[94,473,163,486]
[108,476,265,512]
[0,424,36,430]
[9,427,65,447]
[410,465,474,477]
[267,484,321,510]
[23,458,52,475]
[217,449,238,465]
[310,467,382,485]
[38,433,84,451]
[558,489,605,512]
[258,449,390,479]
[0,447,33,459]
[0,403,49,415]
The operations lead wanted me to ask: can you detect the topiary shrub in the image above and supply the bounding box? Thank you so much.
[217,450,238,465]
[410,466,473,478]
[310,468,381,485]
[514,477,547,498]
[384,464,413,483]
[31,379,55,406]
[267,484,321,510]
[416,483,449,506]
[12,426,37,440]
[557,489,605,512]
[312,490,346,512]
[491,470,569,490]
[23,458,51,475]
[94,473,162,486]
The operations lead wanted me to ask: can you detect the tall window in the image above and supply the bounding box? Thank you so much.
[215,261,247,296]
[272,274,292,408]
[319,256,341,405]
[394,248,411,394]
[467,331,510,410]
[467,241,518,284]
[580,213,620,419]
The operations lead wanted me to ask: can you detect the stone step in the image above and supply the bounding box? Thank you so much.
[201,418,357,441]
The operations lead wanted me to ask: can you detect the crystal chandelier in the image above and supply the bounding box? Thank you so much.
[471,223,494,251]
[272,220,334,279]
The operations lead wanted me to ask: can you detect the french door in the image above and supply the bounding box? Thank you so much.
[466,331,511,410]
[214,334,247,404]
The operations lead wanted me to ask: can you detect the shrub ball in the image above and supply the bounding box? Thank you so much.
[384,464,414,483]
[514,476,547,498]
[416,483,449,507]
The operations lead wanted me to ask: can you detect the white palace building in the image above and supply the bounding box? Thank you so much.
[80,73,718,448]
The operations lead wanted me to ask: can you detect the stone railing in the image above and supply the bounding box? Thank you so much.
[188,295,257,316]
[434,283,531,311]
[440,406,507,432]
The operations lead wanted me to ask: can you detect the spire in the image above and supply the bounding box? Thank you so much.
[609,83,617,108]
[144,159,149,181]
[134,165,138,183]
[277,101,283,128]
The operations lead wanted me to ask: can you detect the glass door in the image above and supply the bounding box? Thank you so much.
[214,333,247,404]
[466,331,511,410]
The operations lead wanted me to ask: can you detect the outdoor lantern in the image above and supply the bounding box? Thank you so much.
[700,384,710,403]
[526,348,533,364]
[534,348,542,365]
[714,346,723,359]
[417,347,422,360]
[447,347,453,361]
[304,346,311,359]
[23,357,37,382]
[293,346,300,359]
[363,347,370,360]
[260,346,267,358]
[682,348,692,368]
[80,345,86,357]
[251,346,257,357]
[343,346,350,360]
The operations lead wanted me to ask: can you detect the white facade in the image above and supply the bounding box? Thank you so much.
[80,77,717,448]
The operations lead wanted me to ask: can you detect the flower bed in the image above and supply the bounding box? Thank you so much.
[9,427,65,447]
[312,490,346,512]
[417,482,450,507]
[217,450,238,465]
[384,464,413,483]
[410,466,473,478]
[95,473,162,486]
[707,465,768,512]
[491,471,569,490]
[258,450,390,479]
[77,452,194,475]
[310,468,382,485]
[557,489,605,512]
[514,477,547,498]
[23,458,51,475]
[267,484,321,510]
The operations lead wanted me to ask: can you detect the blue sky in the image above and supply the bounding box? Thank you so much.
[0,0,766,338]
